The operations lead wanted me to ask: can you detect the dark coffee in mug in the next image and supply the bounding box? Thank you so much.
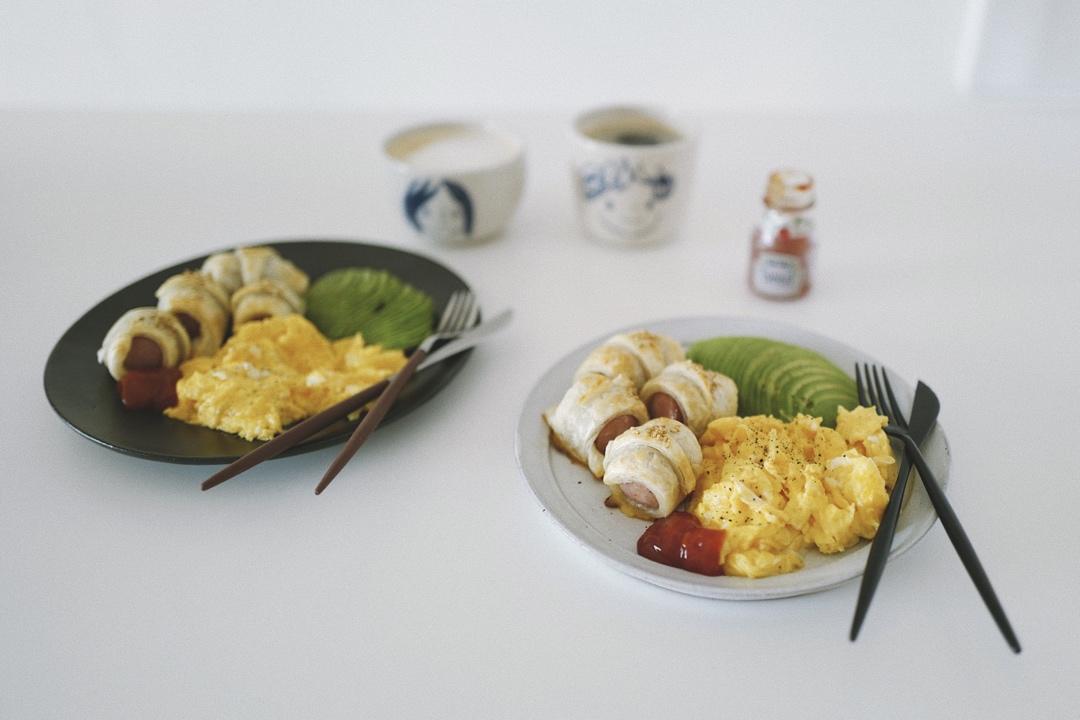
[572,105,694,246]
[585,121,682,146]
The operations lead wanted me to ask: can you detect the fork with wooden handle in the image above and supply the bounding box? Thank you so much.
[314,290,480,495]
[200,304,510,492]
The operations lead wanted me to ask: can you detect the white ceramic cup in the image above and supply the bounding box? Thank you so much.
[571,106,696,247]
[384,122,525,245]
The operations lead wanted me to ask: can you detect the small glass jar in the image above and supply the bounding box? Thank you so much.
[748,170,815,300]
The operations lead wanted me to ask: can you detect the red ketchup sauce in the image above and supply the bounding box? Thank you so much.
[636,511,726,576]
[117,368,182,411]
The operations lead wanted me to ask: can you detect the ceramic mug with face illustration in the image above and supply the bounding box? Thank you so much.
[384,122,525,245]
[571,106,696,246]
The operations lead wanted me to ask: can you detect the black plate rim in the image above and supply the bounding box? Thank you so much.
[43,238,475,465]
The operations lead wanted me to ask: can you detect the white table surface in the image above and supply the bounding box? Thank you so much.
[2,106,1078,719]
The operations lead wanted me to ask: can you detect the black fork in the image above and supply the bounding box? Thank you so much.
[850,364,916,641]
[855,364,1021,654]
[856,363,910,432]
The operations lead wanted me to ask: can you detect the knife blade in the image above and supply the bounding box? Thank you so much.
[850,380,939,640]
[907,381,940,444]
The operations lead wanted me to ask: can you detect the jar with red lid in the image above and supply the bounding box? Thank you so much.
[748,170,815,300]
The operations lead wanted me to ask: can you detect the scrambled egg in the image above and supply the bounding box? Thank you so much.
[165,314,406,440]
[689,407,898,578]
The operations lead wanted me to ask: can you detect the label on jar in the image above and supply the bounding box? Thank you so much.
[751,251,805,298]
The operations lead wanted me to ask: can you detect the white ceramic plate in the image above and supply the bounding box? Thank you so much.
[515,316,949,600]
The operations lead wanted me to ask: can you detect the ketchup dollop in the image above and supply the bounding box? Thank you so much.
[636,511,726,576]
[117,367,182,411]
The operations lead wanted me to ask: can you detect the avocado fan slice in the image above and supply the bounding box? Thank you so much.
[305,267,435,349]
[687,336,857,427]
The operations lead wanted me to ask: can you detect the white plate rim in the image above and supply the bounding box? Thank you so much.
[514,315,949,600]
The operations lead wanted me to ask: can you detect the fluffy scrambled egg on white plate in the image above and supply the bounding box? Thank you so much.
[166,314,405,441]
[690,407,898,578]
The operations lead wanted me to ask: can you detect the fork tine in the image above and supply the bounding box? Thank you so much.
[435,293,454,332]
[880,368,908,430]
[450,292,474,331]
[437,291,464,332]
[855,364,869,407]
[451,291,469,329]
[442,292,462,332]
[870,365,892,423]
[458,293,479,331]
[868,367,885,423]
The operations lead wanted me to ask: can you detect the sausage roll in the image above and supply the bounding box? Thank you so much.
[202,246,309,296]
[97,308,192,380]
[603,418,703,519]
[640,360,738,436]
[235,246,309,295]
[201,252,243,294]
[231,279,305,327]
[543,372,648,478]
[574,330,685,389]
[155,271,230,357]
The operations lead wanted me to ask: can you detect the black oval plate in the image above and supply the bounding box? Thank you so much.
[43,239,475,464]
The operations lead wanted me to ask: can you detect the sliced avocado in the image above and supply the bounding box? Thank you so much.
[756,349,842,419]
[689,337,771,374]
[782,372,856,425]
[764,356,834,419]
[691,337,763,414]
[688,335,856,427]
[742,345,791,416]
[306,267,435,348]
[689,336,774,414]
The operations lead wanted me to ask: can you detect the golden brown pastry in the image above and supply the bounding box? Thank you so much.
[640,360,738,436]
[235,246,309,295]
[155,271,230,357]
[200,252,243,294]
[543,372,648,478]
[603,418,703,519]
[574,330,685,389]
[202,245,309,298]
[97,308,191,380]
[231,279,305,327]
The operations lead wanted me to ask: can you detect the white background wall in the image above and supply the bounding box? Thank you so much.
[4,0,1077,114]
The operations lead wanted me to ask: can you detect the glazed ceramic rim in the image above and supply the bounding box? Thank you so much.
[383,121,525,176]
[571,104,696,152]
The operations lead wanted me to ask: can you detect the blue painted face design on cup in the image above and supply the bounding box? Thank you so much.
[404,179,474,243]
[579,159,675,242]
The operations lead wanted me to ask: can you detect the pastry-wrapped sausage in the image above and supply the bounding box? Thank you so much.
[202,246,309,297]
[603,418,703,519]
[97,308,192,380]
[640,360,738,436]
[543,373,648,478]
[574,330,684,389]
[155,271,230,357]
[235,246,309,295]
[201,252,243,294]
[231,279,305,327]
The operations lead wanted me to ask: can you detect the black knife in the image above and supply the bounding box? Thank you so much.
[850,380,939,640]
[883,424,1021,653]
